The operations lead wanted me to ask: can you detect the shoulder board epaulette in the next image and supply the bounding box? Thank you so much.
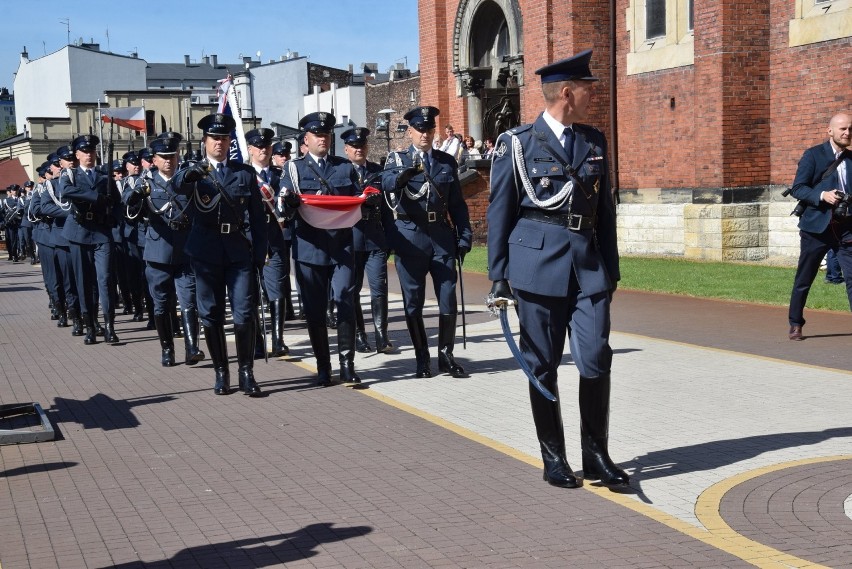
[507,123,533,136]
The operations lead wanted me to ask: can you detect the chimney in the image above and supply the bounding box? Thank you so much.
[203,56,209,65]
[210,54,218,67]
[21,46,28,61]
[242,56,252,65]
[184,55,190,66]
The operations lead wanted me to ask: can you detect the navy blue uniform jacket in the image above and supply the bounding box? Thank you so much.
[487,114,619,298]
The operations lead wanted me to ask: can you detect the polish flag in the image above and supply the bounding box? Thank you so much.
[298,188,380,229]
[100,107,145,131]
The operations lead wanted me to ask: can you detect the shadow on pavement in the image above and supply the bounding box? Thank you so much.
[0,461,79,477]
[627,426,852,502]
[52,393,175,431]
[101,522,373,568]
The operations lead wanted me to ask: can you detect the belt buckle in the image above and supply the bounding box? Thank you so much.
[427,211,437,223]
[567,214,583,230]
[220,223,231,234]
[85,212,94,221]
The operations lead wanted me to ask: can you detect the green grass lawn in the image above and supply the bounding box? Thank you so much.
[462,246,850,311]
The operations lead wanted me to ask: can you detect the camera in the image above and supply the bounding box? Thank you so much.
[834,192,852,219]
[782,187,806,217]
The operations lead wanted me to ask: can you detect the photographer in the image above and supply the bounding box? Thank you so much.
[788,112,852,340]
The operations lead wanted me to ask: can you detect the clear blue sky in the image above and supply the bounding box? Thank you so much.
[1,0,420,92]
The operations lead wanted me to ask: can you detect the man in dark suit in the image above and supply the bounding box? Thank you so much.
[173,113,268,396]
[280,112,366,387]
[382,106,472,379]
[60,135,123,345]
[788,112,852,340]
[486,50,628,489]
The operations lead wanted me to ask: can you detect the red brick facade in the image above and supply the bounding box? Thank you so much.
[419,0,852,198]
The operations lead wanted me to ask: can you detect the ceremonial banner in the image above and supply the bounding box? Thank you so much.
[100,107,145,131]
[217,76,248,163]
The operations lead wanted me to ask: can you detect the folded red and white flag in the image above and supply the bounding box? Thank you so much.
[298,188,379,229]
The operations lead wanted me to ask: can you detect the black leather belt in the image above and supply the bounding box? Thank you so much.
[76,210,109,224]
[200,221,241,234]
[520,209,595,230]
[395,211,444,223]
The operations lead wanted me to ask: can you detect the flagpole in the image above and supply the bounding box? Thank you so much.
[97,98,104,165]
[142,99,147,147]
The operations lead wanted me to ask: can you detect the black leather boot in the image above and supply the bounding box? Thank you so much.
[132,294,145,322]
[438,314,466,377]
[154,313,175,367]
[372,296,394,353]
[530,380,579,488]
[307,321,333,386]
[69,307,84,337]
[337,320,362,386]
[182,308,205,365]
[82,312,97,345]
[580,375,630,487]
[94,311,105,337]
[50,301,59,320]
[253,308,266,360]
[56,301,68,328]
[269,300,290,357]
[234,322,262,397]
[103,313,120,344]
[172,310,183,338]
[354,301,371,353]
[405,315,432,378]
[204,325,230,395]
[283,277,296,320]
[326,298,337,329]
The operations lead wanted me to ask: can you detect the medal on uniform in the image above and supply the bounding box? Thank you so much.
[200,194,211,205]
[532,167,538,174]
[541,177,551,188]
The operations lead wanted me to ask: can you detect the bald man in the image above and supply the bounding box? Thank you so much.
[788,112,852,340]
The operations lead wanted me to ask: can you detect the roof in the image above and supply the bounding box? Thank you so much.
[146,62,246,83]
[0,158,29,188]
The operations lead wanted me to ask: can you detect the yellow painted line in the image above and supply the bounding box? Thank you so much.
[695,455,852,569]
[358,388,846,568]
[614,330,852,376]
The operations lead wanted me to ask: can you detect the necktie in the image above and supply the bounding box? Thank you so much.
[87,169,95,183]
[563,127,575,165]
[318,158,326,171]
[422,151,432,174]
[261,169,269,184]
[216,162,225,182]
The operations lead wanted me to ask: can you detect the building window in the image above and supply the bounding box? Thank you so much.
[789,0,852,46]
[646,0,666,38]
[626,0,695,75]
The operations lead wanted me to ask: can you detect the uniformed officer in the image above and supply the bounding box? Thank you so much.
[173,113,267,396]
[125,136,204,367]
[19,181,36,264]
[43,147,84,336]
[342,127,394,354]
[280,111,366,386]
[29,168,57,316]
[486,50,628,489]
[2,185,23,261]
[382,106,472,379]
[246,127,291,358]
[271,140,298,320]
[60,135,123,345]
[118,151,146,319]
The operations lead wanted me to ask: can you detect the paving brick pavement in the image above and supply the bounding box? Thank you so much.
[1,259,851,568]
